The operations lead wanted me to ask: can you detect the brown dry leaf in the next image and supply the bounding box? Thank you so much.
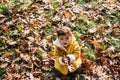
[48,51,54,57]
[0,0,2,3]
[97,29,105,34]
[64,11,72,18]
[3,52,13,58]
[0,63,8,68]
[6,19,18,27]
[0,18,7,24]
[42,22,51,27]
[35,35,40,41]
[109,0,115,4]
[95,50,103,58]
[0,47,4,51]
[32,48,39,54]
[101,57,107,66]
[34,20,40,26]
[77,22,85,25]
[3,27,10,33]
[80,54,85,60]
[90,39,103,50]
[24,55,31,62]
[83,59,91,65]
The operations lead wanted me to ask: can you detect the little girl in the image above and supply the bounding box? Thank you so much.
[53,26,82,75]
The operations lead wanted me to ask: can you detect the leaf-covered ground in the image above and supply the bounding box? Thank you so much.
[0,0,120,80]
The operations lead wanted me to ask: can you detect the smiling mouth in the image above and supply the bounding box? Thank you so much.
[64,43,67,45]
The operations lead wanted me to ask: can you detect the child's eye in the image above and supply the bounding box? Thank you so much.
[66,37,69,40]
[60,38,63,40]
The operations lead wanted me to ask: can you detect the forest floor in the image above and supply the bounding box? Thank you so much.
[0,0,120,80]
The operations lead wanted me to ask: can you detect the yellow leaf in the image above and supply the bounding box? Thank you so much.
[109,0,115,4]
[90,40,103,50]
[3,52,13,58]
[64,11,72,18]
[99,24,108,27]
[15,49,21,54]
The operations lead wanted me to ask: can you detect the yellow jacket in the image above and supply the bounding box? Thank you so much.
[53,35,82,75]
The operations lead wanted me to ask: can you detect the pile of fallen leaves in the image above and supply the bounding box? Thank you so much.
[0,0,120,80]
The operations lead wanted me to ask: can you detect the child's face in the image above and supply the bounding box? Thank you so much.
[58,35,72,48]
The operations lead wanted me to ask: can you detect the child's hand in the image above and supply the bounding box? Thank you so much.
[62,55,70,65]
[68,64,75,72]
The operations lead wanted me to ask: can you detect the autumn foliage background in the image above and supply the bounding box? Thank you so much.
[0,0,120,80]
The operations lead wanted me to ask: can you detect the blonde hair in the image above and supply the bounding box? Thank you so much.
[57,26,72,37]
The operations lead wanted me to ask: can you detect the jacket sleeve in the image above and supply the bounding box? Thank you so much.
[54,46,65,65]
[72,41,81,60]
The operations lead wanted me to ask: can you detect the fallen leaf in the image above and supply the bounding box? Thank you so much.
[0,18,7,24]
[0,47,4,51]
[3,27,10,33]
[80,54,85,60]
[24,55,31,62]
[101,57,107,66]
[19,0,24,3]
[97,29,105,34]
[42,22,51,27]
[15,49,21,54]
[7,40,16,45]
[99,24,108,27]
[109,0,115,4]
[90,39,103,50]
[0,63,8,68]
[64,11,72,18]
[27,36,35,42]
[88,27,97,33]
[6,19,18,27]
[0,0,2,3]
[3,52,13,58]
[77,21,85,25]
[32,48,39,54]
[34,20,40,26]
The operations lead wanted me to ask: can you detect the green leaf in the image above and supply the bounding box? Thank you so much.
[0,3,9,16]
[0,68,6,76]
[85,53,96,61]
[38,51,42,59]
[53,2,60,9]
[88,21,96,27]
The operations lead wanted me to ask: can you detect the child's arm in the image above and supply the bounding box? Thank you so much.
[67,41,81,64]
[54,46,65,65]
